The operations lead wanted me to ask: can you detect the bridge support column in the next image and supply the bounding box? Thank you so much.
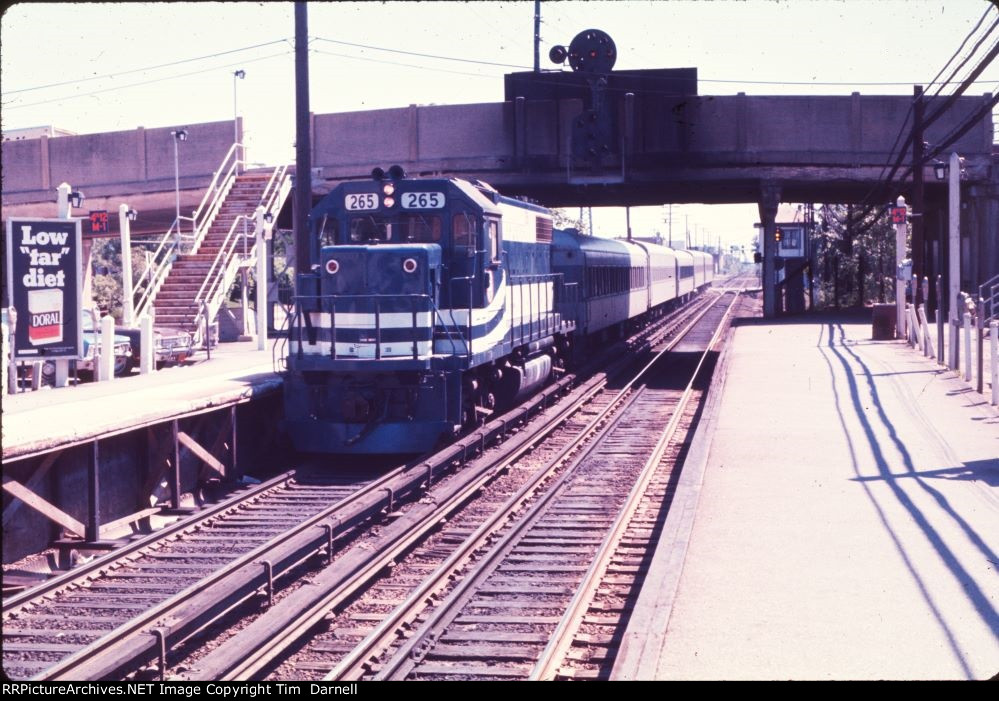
[758,181,781,318]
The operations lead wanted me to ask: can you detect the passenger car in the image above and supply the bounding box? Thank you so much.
[115,325,193,370]
[75,312,133,378]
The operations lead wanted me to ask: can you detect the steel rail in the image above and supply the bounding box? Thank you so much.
[27,289,719,681]
[369,388,650,681]
[209,365,624,680]
[34,447,454,680]
[188,292,722,679]
[2,470,297,614]
[529,290,740,680]
[329,388,644,681]
[33,339,594,680]
[334,295,725,681]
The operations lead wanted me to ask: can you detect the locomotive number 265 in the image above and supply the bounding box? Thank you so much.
[345,193,379,211]
[401,192,445,209]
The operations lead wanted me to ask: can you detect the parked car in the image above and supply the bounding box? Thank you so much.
[115,325,194,370]
[75,312,133,378]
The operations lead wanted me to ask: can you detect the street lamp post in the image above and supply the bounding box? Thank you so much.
[233,69,245,168]
[119,205,138,327]
[894,195,907,339]
[171,129,188,246]
[255,208,274,352]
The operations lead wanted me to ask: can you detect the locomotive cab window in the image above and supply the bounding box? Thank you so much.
[402,214,442,243]
[452,213,478,249]
[318,214,339,247]
[486,219,500,263]
[350,216,391,243]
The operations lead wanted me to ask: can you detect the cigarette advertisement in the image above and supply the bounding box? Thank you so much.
[6,218,84,360]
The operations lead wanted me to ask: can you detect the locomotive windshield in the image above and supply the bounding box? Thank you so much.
[347,214,443,243]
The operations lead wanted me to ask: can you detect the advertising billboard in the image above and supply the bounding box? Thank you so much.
[5,218,84,360]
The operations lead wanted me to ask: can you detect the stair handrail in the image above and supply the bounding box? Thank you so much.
[131,218,184,322]
[187,142,244,254]
[127,143,243,322]
[978,273,999,324]
[192,165,287,312]
[188,165,292,342]
[190,213,254,337]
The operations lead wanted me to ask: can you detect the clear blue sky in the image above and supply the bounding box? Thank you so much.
[3,1,996,248]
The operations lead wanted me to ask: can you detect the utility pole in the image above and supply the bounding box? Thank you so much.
[911,85,925,306]
[533,0,541,73]
[294,2,312,295]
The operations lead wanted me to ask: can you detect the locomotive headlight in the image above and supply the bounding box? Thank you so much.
[402,258,418,274]
[382,183,395,196]
[384,196,396,208]
[325,259,340,275]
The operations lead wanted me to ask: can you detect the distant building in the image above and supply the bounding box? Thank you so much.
[2,125,76,142]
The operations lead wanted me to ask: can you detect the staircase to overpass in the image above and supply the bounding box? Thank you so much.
[132,150,290,346]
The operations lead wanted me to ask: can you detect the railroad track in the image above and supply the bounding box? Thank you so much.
[2,288,731,681]
[179,290,739,681]
[351,292,738,681]
[1,471,372,680]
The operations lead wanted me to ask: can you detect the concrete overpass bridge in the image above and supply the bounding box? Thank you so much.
[3,74,996,309]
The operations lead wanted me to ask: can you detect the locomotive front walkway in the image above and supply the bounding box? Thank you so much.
[614,309,998,681]
[2,339,283,461]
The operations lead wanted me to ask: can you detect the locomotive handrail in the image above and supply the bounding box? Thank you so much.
[509,272,567,347]
[430,297,464,357]
[291,292,439,360]
[446,275,476,355]
[290,290,473,360]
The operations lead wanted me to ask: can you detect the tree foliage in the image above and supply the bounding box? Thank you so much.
[551,208,590,235]
[89,239,154,321]
[812,204,898,309]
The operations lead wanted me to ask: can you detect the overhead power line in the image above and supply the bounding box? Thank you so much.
[927,6,998,91]
[928,16,999,99]
[6,39,292,95]
[309,49,496,80]
[312,36,531,70]
[3,51,293,111]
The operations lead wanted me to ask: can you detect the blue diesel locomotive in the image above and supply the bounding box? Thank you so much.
[284,170,712,454]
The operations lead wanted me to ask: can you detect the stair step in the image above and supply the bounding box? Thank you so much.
[153,312,197,319]
[140,169,279,317]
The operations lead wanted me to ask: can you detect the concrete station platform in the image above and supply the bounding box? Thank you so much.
[2,340,284,461]
[615,309,998,681]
